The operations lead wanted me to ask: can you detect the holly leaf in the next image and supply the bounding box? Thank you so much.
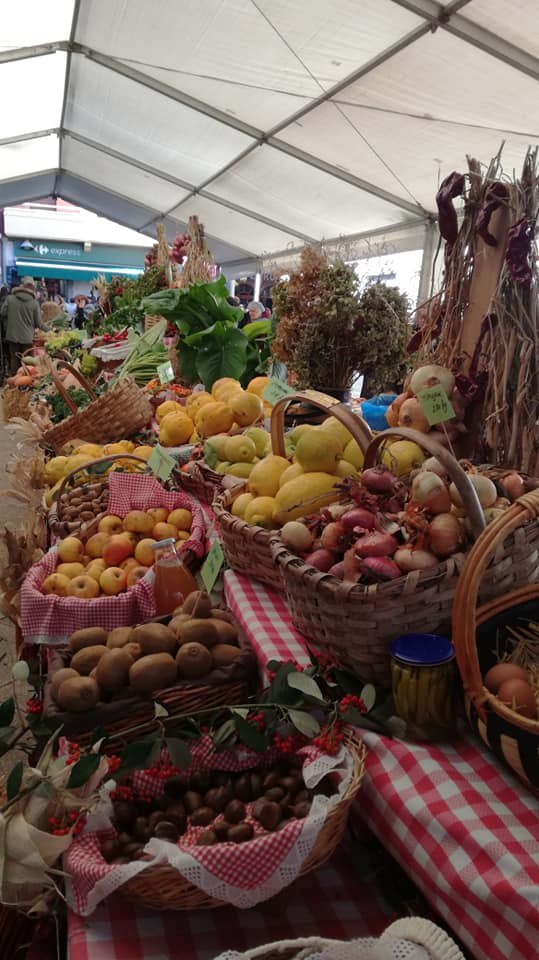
[67,753,101,789]
[6,761,23,801]
[0,698,14,727]
[287,672,325,703]
[360,684,376,712]
[288,710,320,738]
[234,716,267,752]
[165,737,191,769]
[267,662,298,704]
[334,670,369,697]
[116,739,157,777]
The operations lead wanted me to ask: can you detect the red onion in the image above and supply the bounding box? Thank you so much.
[320,521,347,553]
[411,471,451,514]
[304,549,334,572]
[394,546,438,572]
[354,531,398,559]
[341,508,376,532]
[328,561,346,579]
[501,471,525,502]
[359,556,401,581]
[343,547,362,582]
[361,467,396,494]
[428,513,462,558]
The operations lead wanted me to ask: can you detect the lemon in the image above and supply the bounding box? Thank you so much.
[381,439,425,477]
[273,473,341,524]
[231,492,254,518]
[215,461,232,474]
[72,443,103,458]
[318,416,352,450]
[224,434,257,463]
[133,445,154,460]
[244,496,276,528]
[196,402,234,438]
[343,438,365,470]
[159,410,194,446]
[44,455,69,486]
[279,462,304,487]
[207,433,233,461]
[212,377,240,398]
[287,423,318,446]
[242,426,270,458]
[64,453,94,474]
[227,461,255,478]
[295,431,342,474]
[156,400,183,423]
[248,455,290,497]
[336,459,357,478]
[228,391,264,427]
[247,376,271,399]
[187,392,213,419]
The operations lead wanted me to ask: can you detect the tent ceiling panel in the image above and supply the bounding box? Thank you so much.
[0,53,66,140]
[56,173,158,232]
[0,173,57,208]
[465,0,539,60]
[334,106,537,212]
[65,55,254,184]
[169,194,307,257]
[209,144,415,240]
[0,0,73,50]
[339,29,539,133]
[0,136,59,182]
[75,0,422,128]
[62,137,189,212]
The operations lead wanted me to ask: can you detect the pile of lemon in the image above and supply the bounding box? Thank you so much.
[157,376,271,448]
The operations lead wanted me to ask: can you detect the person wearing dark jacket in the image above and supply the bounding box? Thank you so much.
[0,281,47,375]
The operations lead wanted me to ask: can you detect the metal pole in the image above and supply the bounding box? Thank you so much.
[417,220,438,304]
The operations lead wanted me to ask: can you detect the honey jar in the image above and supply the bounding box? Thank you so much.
[390,633,457,741]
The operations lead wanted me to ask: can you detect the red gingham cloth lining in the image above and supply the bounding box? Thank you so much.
[22,474,207,644]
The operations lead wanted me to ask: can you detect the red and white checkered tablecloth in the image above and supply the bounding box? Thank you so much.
[67,846,392,960]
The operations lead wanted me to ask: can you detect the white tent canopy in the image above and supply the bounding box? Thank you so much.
[0,0,537,271]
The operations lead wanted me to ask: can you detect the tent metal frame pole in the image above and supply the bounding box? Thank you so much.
[0,41,68,64]
[416,219,438,305]
[0,129,59,147]
[56,0,83,197]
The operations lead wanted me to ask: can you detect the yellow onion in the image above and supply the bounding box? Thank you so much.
[428,513,463,558]
[394,546,439,572]
[398,397,430,433]
[411,471,451,514]
[410,364,455,397]
[450,474,496,509]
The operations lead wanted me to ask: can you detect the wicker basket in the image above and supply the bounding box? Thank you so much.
[271,426,539,687]
[176,460,225,505]
[47,454,148,541]
[453,488,539,789]
[213,391,373,590]
[41,361,152,453]
[119,729,366,909]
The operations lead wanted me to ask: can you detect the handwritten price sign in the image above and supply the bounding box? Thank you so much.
[201,540,225,593]
[157,360,174,384]
[148,444,176,482]
[416,385,455,426]
[262,378,295,405]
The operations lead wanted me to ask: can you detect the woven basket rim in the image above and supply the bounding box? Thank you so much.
[42,376,151,450]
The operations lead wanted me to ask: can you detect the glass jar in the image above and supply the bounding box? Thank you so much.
[151,538,198,616]
[390,633,457,742]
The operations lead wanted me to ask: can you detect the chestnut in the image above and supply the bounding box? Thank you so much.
[293,801,312,819]
[223,799,246,824]
[249,772,263,798]
[213,820,230,842]
[254,800,282,831]
[133,816,151,842]
[205,785,233,813]
[227,823,254,843]
[99,838,120,862]
[190,806,215,827]
[153,820,180,843]
[190,772,211,793]
[165,804,187,833]
[196,830,218,846]
[183,791,203,813]
[113,801,134,827]
[164,774,189,800]
[116,831,132,848]
[124,842,143,858]
[262,771,279,790]
[280,775,302,795]
[265,786,285,802]
[234,774,252,803]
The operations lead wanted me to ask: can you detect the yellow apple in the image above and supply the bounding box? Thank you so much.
[123,510,155,534]
[86,532,111,559]
[57,537,85,564]
[103,535,134,567]
[86,559,106,582]
[98,515,124,535]
[121,557,140,572]
[56,562,86,579]
[147,507,168,524]
[99,567,127,595]
[126,565,149,587]
[42,573,72,596]
[152,522,178,541]
[68,575,100,599]
[134,538,157,566]
[167,508,192,532]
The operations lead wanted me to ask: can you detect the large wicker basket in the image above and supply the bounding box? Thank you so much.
[41,361,152,452]
[271,426,539,687]
[176,459,225,505]
[213,391,373,590]
[453,488,539,789]
[118,730,366,910]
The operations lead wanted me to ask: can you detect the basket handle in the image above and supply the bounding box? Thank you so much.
[50,360,97,414]
[363,426,486,540]
[270,390,373,457]
[56,454,149,500]
[452,487,539,728]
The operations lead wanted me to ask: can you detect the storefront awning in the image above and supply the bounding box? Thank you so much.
[15,260,143,282]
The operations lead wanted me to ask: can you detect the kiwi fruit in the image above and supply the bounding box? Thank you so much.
[176,642,213,679]
[181,590,212,618]
[168,614,192,638]
[211,620,238,645]
[131,623,177,656]
[175,619,218,649]
[211,644,242,668]
[209,609,233,623]
[71,645,107,675]
[50,667,79,705]
[69,627,108,653]
[107,627,134,649]
[56,676,100,713]
[124,642,142,661]
[95,647,133,693]
[129,653,177,693]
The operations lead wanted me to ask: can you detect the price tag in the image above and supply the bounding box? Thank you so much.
[157,360,174,384]
[262,377,295,405]
[201,540,225,593]
[148,444,176,482]
[416,385,455,426]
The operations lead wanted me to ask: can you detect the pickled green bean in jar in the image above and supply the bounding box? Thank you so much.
[390,634,457,741]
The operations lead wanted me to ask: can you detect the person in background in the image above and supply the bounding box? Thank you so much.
[73,294,90,330]
[0,280,48,375]
[246,300,265,322]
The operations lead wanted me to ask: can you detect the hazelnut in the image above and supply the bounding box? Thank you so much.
[255,800,282,831]
[265,786,285,802]
[234,774,252,803]
[227,823,254,843]
[205,785,233,813]
[223,800,246,824]
[196,830,218,846]
[190,806,215,827]
[213,820,230,842]
[183,791,203,813]
[153,820,180,843]
[164,775,189,800]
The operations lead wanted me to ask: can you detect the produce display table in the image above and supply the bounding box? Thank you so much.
[67,846,392,960]
[223,571,539,960]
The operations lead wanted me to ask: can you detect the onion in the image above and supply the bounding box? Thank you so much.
[361,467,396,494]
[360,556,401,581]
[450,474,496,509]
[343,547,362,582]
[411,471,451,514]
[394,546,439,572]
[385,391,411,428]
[354,531,398,559]
[320,521,347,553]
[281,521,314,554]
[327,503,349,520]
[341,508,376,532]
[421,456,447,479]
[501,472,525,502]
[398,398,430,433]
[410,364,455,398]
[328,561,346,579]
[428,513,462,558]
[304,548,334,572]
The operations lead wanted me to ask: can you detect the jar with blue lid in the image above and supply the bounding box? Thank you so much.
[360,394,397,432]
[390,633,457,741]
